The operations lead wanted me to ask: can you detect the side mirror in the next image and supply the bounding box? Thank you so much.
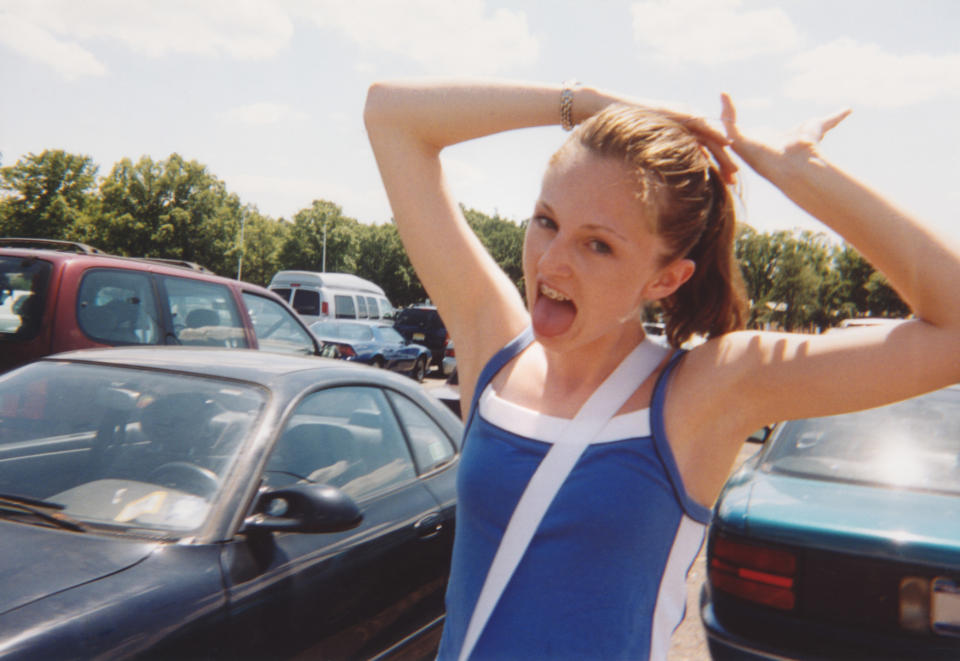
[243,483,362,534]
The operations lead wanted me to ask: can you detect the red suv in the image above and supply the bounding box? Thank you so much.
[0,238,324,373]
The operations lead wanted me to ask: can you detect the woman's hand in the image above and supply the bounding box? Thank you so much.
[720,92,851,178]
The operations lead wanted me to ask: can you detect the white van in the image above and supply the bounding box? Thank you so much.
[268,271,395,325]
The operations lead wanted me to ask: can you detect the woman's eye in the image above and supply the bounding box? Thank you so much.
[588,239,612,254]
[533,216,557,231]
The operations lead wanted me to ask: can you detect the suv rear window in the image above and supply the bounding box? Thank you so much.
[0,256,52,340]
[396,308,439,326]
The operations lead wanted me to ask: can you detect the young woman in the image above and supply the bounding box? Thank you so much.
[364,80,960,660]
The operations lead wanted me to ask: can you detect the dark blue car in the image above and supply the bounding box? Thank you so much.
[701,383,960,660]
[311,319,432,382]
[0,347,461,659]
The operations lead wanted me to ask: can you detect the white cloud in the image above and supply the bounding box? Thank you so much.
[296,0,539,75]
[785,38,960,108]
[0,8,106,79]
[631,0,801,65]
[0,0,294,78]
[221,103,309,126]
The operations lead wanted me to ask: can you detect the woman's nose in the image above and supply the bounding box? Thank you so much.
[537,234,574,278]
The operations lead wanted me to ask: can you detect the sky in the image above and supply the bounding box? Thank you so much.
[2,0,959,247]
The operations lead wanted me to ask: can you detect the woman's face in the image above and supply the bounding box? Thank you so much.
[523,145,682,353]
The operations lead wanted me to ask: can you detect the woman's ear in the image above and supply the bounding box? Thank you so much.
[642,258,695,301]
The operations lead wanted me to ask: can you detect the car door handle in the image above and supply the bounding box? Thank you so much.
[414,512,443,540]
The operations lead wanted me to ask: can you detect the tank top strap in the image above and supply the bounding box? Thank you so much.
[465,326,535,427]
[648,349,712,523]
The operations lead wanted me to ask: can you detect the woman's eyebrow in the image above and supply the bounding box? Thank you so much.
[582,223,628,242]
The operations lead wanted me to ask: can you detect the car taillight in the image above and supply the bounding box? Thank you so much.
[321,301,329,315]
[709,532,798,611]
[445,344,455,358]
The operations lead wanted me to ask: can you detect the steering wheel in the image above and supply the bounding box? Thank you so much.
[149,461,219,497]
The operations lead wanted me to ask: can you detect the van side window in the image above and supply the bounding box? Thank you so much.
[292,289,320,316]
[334,294,356,319]
[243,293,317,355]
[162,276,248,348]
[365,296,379,318]
[356,296,368,319]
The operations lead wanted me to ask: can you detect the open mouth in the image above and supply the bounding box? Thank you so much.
[532,283,577,337]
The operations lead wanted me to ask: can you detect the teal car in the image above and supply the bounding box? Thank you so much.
[702,384,960,660]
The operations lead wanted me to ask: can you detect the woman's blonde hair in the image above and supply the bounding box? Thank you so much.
[562,103,747,348]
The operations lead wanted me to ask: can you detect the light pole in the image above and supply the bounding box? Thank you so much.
[236,209,246,280]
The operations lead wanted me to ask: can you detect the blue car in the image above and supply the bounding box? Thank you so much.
[311,319,432,382]
[0,346,461,659]
[701,383,960,660]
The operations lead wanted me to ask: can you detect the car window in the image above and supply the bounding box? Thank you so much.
[387,391,455,474]
[334,294,356,319]
[243,293,317,355]
[0,256,52,340]
[378,297,395,320]
[265,386,417,501]
[162,276,248,348]
[338,323,373,342]
[270,287,292,304]
[376,326,405,344]
[76,269,162,345]
[310,321,339,338]
[292,288,320,316]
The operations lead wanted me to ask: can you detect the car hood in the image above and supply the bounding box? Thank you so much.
[0,519,158,616]
[715,470,960,569]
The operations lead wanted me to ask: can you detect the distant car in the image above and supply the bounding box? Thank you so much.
[310,319,432,382]
[268,270,396,325]
[442,339,457,377]
[0,346,461,659]
[394,305,451,376]
[433,367,462,419]
[0,238,324,374]
[701,383,960,660]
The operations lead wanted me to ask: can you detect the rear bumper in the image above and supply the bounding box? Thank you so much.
[700,586,960,661]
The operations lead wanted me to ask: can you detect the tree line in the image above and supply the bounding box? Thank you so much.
[1,149,906,329]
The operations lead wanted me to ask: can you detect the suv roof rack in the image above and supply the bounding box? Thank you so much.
[0,237,104,254]
[134,257,213,273]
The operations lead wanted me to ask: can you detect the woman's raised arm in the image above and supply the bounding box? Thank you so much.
[693,96,960,435]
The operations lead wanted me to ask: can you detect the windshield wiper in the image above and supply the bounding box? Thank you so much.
[0,493,86,532]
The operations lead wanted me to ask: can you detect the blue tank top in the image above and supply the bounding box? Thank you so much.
[437,328,711,661]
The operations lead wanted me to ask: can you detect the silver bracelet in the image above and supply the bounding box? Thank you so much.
[560,79,579,131]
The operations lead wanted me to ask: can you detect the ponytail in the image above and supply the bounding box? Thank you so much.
[660,170,747,348]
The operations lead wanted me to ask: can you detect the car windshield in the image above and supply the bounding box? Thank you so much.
[760,385,960,495]
[0,361,265,535]
[0,255,52,340]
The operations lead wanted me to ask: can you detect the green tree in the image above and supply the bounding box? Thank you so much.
[234,207,288,286]
[278,200,361,274]
[95,154,244,276]
[463,207,526,294]
[0,150,99,240]
[354,222,424,306]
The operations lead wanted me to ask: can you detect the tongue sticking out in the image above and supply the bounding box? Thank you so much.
[532,294,577,337]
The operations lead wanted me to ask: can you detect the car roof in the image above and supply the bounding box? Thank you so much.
[41,346,356,383]
[1,245,219,281]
